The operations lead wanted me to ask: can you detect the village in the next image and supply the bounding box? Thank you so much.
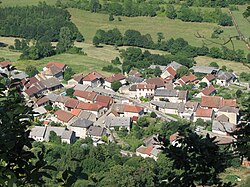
[0,60,247,162]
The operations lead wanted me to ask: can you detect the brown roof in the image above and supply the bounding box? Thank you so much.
[36,97,49,105]
[128,70,142,77]
[74,90,97,101]
[166,66,176,77]
[185,101,199,111]
[217,114,229,122]
[43,65,62,76]
[95,95,112,104]
[201,85,216,95]
[56,96,70,103]
[24,86,40,97]
[196,107,213,118]
[180,74,197,85]
[223,99,237,108]
[83,73,98,81]
[64,98,79,109]
[105,73,125,83]
[146,77,165,88]
[200,96,223,109]
[77,102,103,111]
[54,110,74,122]
[73,75,83,82]
[45,62,66,70]
[71,109,81,116]
[137,83,156,90]
[205,74,215,81]
[0,61,12,68]
[124,105,144,113]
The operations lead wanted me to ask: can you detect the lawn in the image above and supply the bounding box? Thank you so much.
[68,8,249,53]
[194,56,248,74]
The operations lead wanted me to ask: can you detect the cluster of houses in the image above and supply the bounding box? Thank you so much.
[0,59,242,161]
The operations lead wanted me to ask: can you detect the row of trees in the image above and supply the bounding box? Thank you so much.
[93,28,248,63]
[183,0,250,7]
[0,3,83,42]
[166,5,233,26]
[56,0,159,17]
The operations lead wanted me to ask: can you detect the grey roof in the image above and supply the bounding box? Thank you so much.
[167,61,182,70]
[89,87,116,96]
[33,106,47,115]
[56,95,69,103]
[78,111,96,122]
[71,118,93,128]
[129,84,137,91]
[190,66,219,74]
[217,71,237,81]
[87,126,106,137]
[30,126,46,138]
[12,72,28,80]
[219,106,239,113]
[46,93,59,102]
[61,130,74,140]
[212,120,236,133]
[74,84,89,91]
[44,126,67,141]
[154,89,178,97]
[149,65,166,72]
[127,76,144,83]
[105,116,131,127]
[151,101,185,112]
[41,77,61,89]
[144,135,159,147]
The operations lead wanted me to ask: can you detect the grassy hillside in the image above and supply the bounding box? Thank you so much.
[0,0,57,6]
[68,8,249,54]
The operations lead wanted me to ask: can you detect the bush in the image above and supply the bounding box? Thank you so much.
[111,80,122,92]
[150,112,157,118]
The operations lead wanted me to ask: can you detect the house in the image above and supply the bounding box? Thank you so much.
[95,95,113,108]
[29,126,76,144]
[82,71,105,87]
[87,126,107,142]
[42,65,63,80]
[200,74,216,86]
[154,89,187,103]
[194,107,214,122]
[78,110,97,122]
[180,101,199,120]
[212,120,236,136]
[33,106,47,117]
[54,110,75,126]
[135,83,156,98]
[196,85,216,98]
[124,105,144,118]
[46,93,59,103]
[136,135,161,161]
[104,73,126,89]
[150,100,185,115]
[43,62,67,72]
[161,66,176,79]
[200,96,237,111]
[146,77,166,89]
[167,61,182,71]
[217,106,239,124]
[149,65,166,72]
[40,77,63,93]
[22,77,39,90]
[29,126,47,142]
[190,66,219,74]
[77,102,105,118]
[128,69,142,77]
[54,96,70,110]
[105,116,131,131]
[175,74,198,87]
[70,118,93,138]
[36,96,50,107]
[68,74,84,87]
[73,90,97,103]
[64,98,79,111]
[216,71,237,87]
[11,71,28,80]
[127,76,144,84]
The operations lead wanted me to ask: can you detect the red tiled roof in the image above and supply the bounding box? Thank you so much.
[144,147,153,155]
[45,62,66,70]
[77,102,103,111]
[96,101,109,108]
[180,74,197,84]
[137,83,155,90]
[166,66,176,77]
[36,97,49,105]
[205,74,215,81]
[54,110,74,122]
[0,61,12,68]
[124,105,144,113]
[95,95,112,105]
[74,90,97,101]
[24,86,39,97]
[71,109,81,116]
[223,99,237,107]
[196,107,213,118]
[200,96,224,109]
[201,85,216,95]
[146,77,165,88]
[91,70,106,79]
[64,98,79,109]
[105,73,125,83]
[169,132,179,143]
[83,73,98,81]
